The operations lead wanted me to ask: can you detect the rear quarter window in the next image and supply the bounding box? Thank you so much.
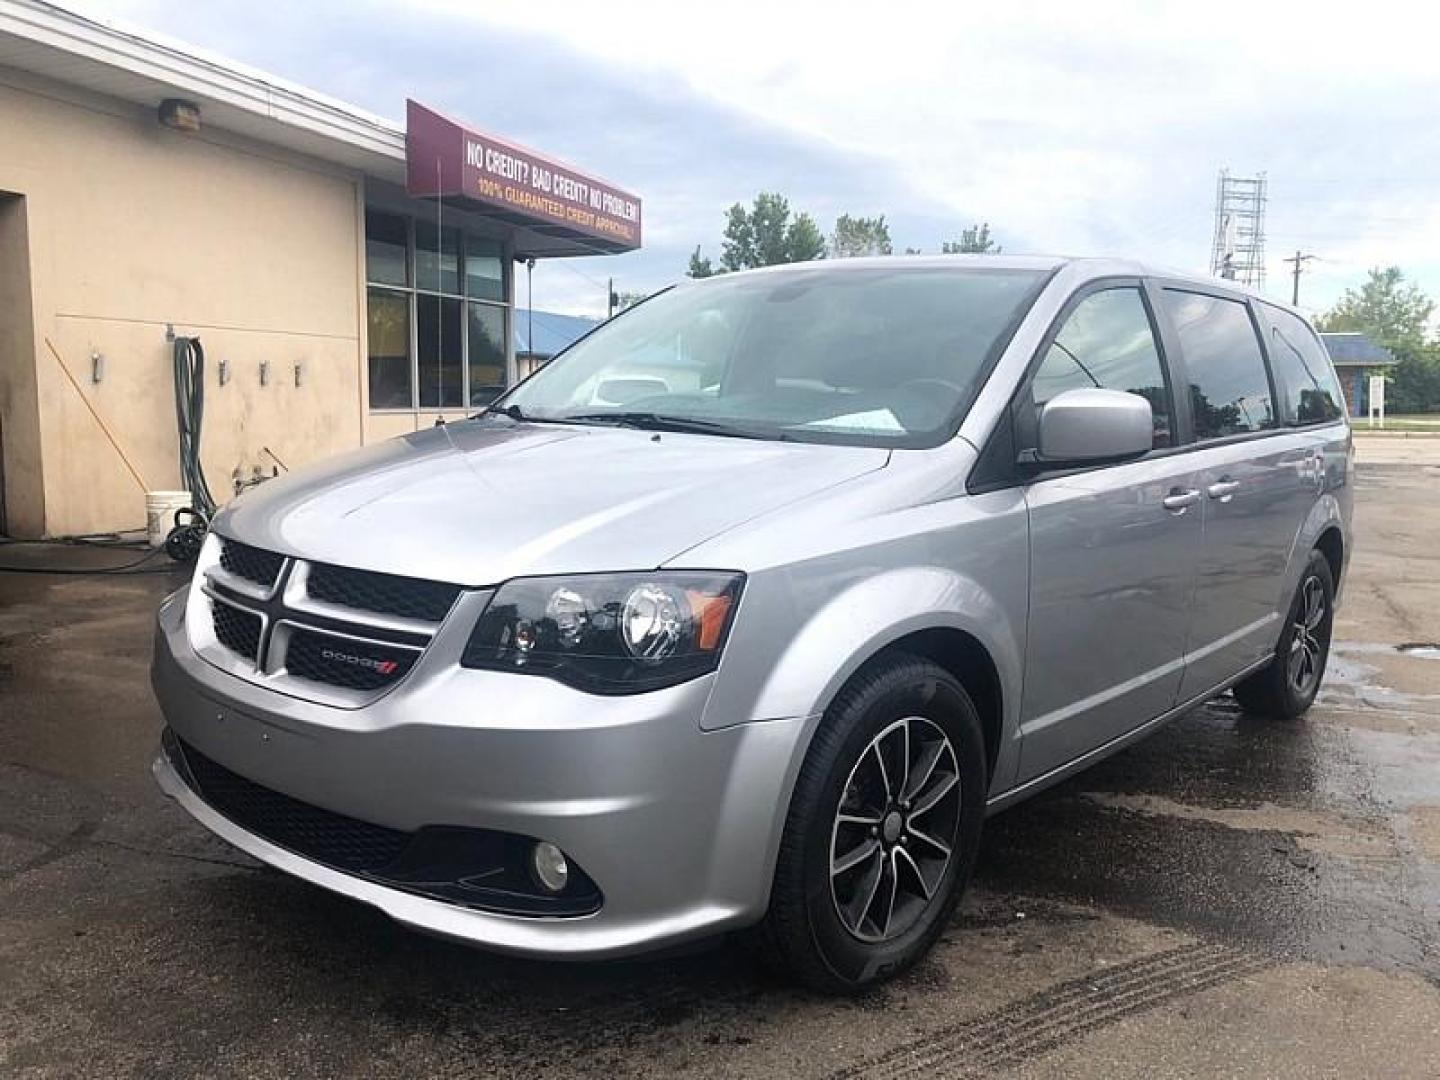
[1264,306,1347,424]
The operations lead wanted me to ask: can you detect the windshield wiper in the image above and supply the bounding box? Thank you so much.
[559,411,778,440]
[477,403,584,426]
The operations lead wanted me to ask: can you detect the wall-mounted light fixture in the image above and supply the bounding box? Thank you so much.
[294,359,305,388]
[259,359,270,387]
[158,98,201,134]
[217,356,229,386]
[90,349,104,384]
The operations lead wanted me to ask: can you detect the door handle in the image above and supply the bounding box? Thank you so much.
[1163,488,1201,513]
[1207,478,1240,502]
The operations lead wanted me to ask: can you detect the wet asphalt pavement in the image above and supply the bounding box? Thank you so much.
[2,435,1439,1077]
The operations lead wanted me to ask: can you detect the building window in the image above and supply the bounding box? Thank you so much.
[468,302,508,406]
[367,287,412,409]
[417,294,464,408]
[364,209,510,410]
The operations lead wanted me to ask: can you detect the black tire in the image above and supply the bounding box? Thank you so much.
[1232,549,1335,720]
[754,652,987,993]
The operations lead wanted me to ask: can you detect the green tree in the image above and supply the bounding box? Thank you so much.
[1317,266,1440,413]
[687,193,827,276]
[719,192,826,271]
[1386,343,1440,414]
[1316,266,1434,347]
[830,214,893,258]
[942,222,1000,254]
[687,246,716,278]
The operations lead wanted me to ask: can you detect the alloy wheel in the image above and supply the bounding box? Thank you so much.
[1288,574,1328,695]
[829,716,962,942]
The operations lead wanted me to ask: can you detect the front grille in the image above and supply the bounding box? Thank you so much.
[211,601,262,661]
[219,538,284,590]
[307,563,462,623]
[200,542,460,701]
[284,628,418,691]
[173,734,409,872]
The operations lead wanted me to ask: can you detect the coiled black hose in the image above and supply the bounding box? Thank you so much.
[172,335,216,518]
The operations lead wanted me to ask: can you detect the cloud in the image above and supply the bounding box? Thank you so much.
[80,0,1440,319]
[83,0,967,313]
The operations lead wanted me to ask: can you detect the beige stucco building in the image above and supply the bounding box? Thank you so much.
[0,1,639,538]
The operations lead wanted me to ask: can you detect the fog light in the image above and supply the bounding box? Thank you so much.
[531,841,569,893]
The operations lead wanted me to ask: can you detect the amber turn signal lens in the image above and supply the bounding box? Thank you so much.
[687,590,733,652]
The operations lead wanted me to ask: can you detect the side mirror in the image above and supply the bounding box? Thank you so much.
[1032,388,1153,465]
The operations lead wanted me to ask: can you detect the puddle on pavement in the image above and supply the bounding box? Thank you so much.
[1317,641,1440,713]
[978,694,1439,976]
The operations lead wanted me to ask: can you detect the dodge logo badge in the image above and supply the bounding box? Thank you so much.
[320,648,399,676]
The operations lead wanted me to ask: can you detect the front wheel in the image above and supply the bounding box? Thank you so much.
[754,653,987,993]
[1233,549,1335,720]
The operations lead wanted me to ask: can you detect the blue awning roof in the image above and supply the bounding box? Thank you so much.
[1320,331,1394,366]
[514,309,602,358]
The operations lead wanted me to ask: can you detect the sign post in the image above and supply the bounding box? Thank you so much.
[1368,374,1386,429]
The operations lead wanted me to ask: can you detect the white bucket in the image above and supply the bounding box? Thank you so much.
[146,490,193,548]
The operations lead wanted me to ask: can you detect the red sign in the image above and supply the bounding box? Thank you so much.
[406,100,642,253]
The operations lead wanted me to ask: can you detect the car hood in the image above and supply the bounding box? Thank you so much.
[215,420,890,586]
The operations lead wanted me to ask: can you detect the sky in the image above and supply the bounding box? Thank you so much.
[75,0,1440,324]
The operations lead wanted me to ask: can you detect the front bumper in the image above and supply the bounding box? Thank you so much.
[151,589,815,959]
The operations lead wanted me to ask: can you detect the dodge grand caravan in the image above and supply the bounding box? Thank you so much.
[152,257,1352,991]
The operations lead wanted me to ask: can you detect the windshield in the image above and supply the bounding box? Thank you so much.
[501,266,1048,447]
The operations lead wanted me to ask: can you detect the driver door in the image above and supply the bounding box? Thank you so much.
[1017,282,1203,783]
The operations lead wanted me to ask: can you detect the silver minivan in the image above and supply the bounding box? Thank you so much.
[151,256,1352,991]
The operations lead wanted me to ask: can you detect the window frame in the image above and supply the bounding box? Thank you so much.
[968,274,1333,495]
[363,208,512,413]
[1149,281,1283,449]
[1025,281,1181,450]
[970,276,1182,492]
[496,264,1059,451]
[1253,301,1349,429]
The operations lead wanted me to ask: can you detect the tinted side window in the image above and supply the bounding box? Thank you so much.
[1032,287,1173,448]
[1265,306,1346,424]
[1163,290,1276,439]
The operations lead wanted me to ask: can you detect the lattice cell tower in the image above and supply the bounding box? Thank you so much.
[1208,169,1267,290]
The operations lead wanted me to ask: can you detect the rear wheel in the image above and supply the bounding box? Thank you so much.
[754,653,987,993]
[1232,549,1335,720]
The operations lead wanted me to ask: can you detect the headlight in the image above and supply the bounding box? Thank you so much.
[461,572,744,694]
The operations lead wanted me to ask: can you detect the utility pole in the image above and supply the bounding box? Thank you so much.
[526,257,536,371]
[607,276,616,319]
[1283,250,1316,305]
